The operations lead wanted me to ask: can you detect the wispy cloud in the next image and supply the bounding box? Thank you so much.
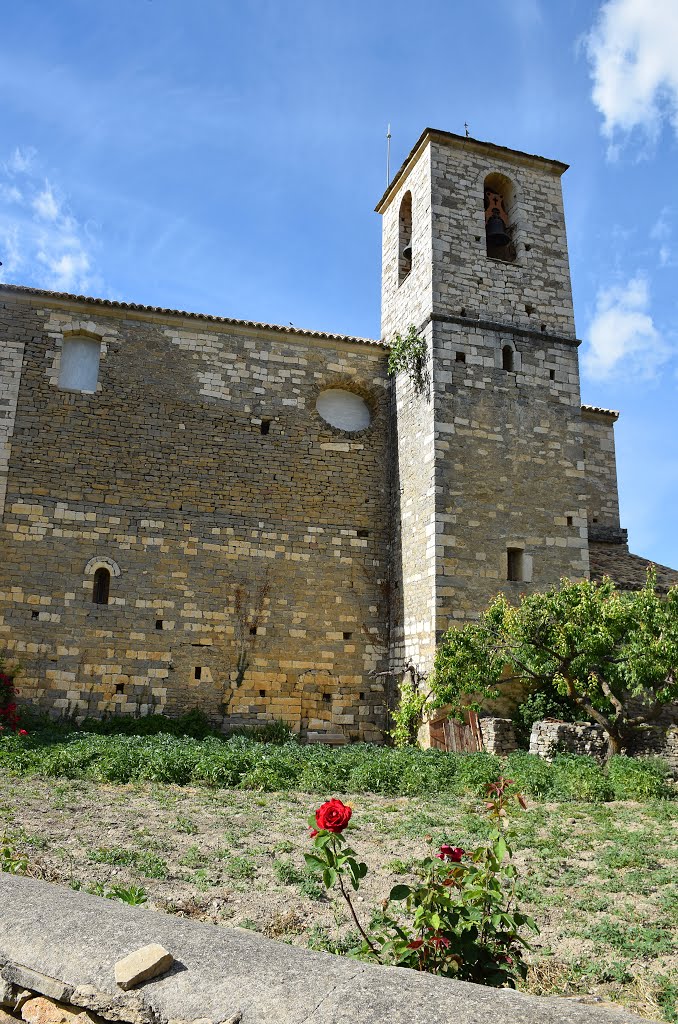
[650,208,673,266]
[0,149,102,294]
[586,0,678,149]
[582,274,672,379]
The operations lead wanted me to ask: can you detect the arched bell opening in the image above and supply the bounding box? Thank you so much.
[483,173,517,263]
[398,191,413,285]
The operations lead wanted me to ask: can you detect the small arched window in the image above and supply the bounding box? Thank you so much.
[484,173,516,263]
[398,191,413,285]
[502,345,514,371]
[58,336,101,392]
[92,567,111,605]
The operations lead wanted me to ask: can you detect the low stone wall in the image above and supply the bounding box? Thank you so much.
[529,721,610,761]
[478,717,518,755]
[0,875,655,1024]
[627,724,678,773]
[529,719,678,771]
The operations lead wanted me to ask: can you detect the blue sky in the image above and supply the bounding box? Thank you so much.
[1,0,676,568]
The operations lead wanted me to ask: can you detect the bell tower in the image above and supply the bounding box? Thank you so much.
[377,129,589,675]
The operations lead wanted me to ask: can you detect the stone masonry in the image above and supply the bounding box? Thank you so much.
[1,126,676,740]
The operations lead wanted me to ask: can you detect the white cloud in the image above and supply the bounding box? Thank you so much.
[32,183,60,221]
[586,0,678,145]
[4,146,36,174]
[582,274,671,378]
[0,148,101,294]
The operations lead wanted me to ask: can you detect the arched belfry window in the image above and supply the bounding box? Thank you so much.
[92,567,111,605]
[502,345,514,371]
[398,191,413,285]
[484,173,516,263]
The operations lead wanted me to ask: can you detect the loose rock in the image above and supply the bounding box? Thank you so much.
[114,946,174,991]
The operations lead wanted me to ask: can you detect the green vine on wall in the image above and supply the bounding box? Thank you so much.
[387,325,429,397]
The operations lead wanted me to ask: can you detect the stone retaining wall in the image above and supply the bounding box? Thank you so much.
[0,874,655,1024]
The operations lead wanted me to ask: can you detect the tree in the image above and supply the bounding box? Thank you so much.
[431,572,678,756]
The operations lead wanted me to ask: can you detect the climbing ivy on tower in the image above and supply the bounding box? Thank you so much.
[388,324,429,397]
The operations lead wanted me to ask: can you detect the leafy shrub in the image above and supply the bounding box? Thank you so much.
[512,689,581,748]
[551,754,613,802]
[505,750,556,799]
[606,755,671,800]
[0,723,671,802]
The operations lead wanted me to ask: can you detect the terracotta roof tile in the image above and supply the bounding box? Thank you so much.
[581,404,619,419]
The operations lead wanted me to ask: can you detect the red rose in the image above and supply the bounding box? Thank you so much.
[436,844,464,862]
[315,798,352,833]
[18,729,28,737]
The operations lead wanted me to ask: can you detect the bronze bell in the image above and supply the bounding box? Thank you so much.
[486,212,510,249]
[402,240,412,262]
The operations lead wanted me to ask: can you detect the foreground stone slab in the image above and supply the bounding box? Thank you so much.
[0,875,658,1024]
[114,946,174,991]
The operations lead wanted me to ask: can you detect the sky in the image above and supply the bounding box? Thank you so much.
[0,0,676,568]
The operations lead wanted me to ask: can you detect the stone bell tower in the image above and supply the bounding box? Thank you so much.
[377,129,590,676]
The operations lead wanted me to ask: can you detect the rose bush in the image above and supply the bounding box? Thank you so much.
[306,777,537,987]
[0,660,23,735]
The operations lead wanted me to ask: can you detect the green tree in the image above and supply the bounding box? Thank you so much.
[431,572,678,756]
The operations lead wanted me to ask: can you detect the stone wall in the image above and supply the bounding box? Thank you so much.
[529,718,678,772]
[529,721,610,760]
[478,717,518,755]
[580,408,621,531]
[0,292,391,741]
[431,318,589,630]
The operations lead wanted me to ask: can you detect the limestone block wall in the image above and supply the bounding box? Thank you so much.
[0,314,26,520]
[432,320,589,629]
[580,407,621,531]
[478,716,518,755]
[428,136,575,339]
[0,292,392,740]
[379,143,433,342]
[388,320,437,672]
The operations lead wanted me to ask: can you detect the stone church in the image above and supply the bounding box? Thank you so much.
[1,127,676,742]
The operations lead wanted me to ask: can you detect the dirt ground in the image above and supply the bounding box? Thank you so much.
[1,775,676,1020]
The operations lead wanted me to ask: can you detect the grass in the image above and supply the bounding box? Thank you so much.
[0,773,676,1021]
[1,725,673,802]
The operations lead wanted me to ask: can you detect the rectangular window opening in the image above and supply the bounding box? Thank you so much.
[343,631,353,641]
[356,529,369,538]
[155,619,163,630]
[260,419,271,436]
[566,515,573,527]
[194,666,202,680]
[115,683,125,694]
[259,689,266,698]
[507,548,524,583]
[31,610,39,619]
[455,351,466,363]
[549,369,555,380]
[249,625,258,636]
